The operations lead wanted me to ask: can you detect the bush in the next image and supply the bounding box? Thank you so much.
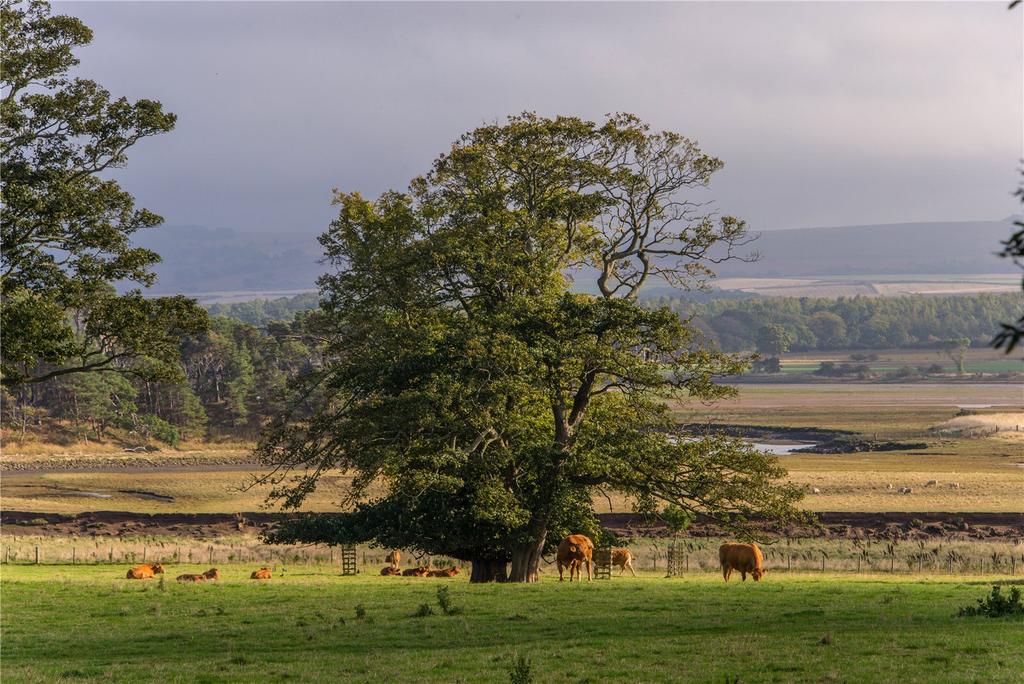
[958,585,1024,617]
[136,414,180,446]
[413,603,434,618]
[436,585,461,615]
[508,654,533,684]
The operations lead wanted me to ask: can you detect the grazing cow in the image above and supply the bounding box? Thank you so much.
[385,550,401,568]
[380,566,402,576]
[176,573,206,582]
[947,482,961,489]
[126,563,165,579]
[402,566,430,577]
[924,480,938,487]
[612,548,637,577]
[899,487,913,495]
[719,542,766,582]
[250,567,272,580]
[556,535,594,582]
[203,568,221,581]
[428,567,460,578]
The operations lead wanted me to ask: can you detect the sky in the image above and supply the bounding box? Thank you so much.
[59,1,1024,238]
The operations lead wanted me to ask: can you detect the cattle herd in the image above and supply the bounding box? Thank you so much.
[122,538,766,584]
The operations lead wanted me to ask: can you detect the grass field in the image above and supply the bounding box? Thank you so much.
[4,382,1022,515]
[2,565,1022,683]
[777,348,1023,375]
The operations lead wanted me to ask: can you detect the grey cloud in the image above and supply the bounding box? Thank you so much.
[58,1,1022,235]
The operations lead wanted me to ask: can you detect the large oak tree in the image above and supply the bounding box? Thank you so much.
[1,0,207,387]
[258,113,804,582]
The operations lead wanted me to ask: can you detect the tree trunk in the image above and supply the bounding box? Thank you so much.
[469,558,508,583]
[508,529,548,583]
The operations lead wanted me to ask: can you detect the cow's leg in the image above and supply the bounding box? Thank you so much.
[627,560,637,578]
[741,571,747,581]
[558,561,564,582]
[586,559,592,581]
[722,566,729,582]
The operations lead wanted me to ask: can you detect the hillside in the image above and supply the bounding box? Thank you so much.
[136,219,1019,295]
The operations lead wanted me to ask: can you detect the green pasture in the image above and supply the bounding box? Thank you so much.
[1,565,1022,683]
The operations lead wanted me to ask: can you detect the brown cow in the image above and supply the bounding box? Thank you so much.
[126,563,165,579]
[176,573,206,583]
[402,566,430,577]
[380,566,402,576]
[557,535,594,582]
[428,566,460,577]
[250,567,272,580]
[203,568,221,581]
[612,548,637,577]
[385,550,401,568]
[719,542,766,582]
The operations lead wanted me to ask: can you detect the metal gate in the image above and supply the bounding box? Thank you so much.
[340,545,358,575]
[593,547,612,580]
[666,541,684,577]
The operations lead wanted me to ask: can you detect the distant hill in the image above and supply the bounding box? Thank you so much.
[715,220,1014,278]
[136,219,1018,295]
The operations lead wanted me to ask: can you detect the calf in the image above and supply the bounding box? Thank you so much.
[176,573,206,583]
[556,535,594,582]
[612,548,637,577]
[126,563,165,580]
[428,567,460,577]
[719,542,766,582]
[402,566,430,577]
[380,566,402,576]
[250,567,272,580]
[203,568,221,581]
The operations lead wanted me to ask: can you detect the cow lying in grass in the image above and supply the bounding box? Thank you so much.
[126,563,165,579]
[428,567,460,577]
[250,567,272,580]
[203,568,220,581]
[402,567,430,577]
[381,566,402,576]
[557,535,594,582]
[612,548,637,577]
[719,542,766,582]
[176,573,206,582]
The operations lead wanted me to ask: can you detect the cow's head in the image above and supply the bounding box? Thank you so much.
[751,568,766,582]
[151,564,165,574]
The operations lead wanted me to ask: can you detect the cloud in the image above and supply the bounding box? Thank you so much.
[60,1,1022,233]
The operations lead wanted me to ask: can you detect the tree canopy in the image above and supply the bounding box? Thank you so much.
[0,0,207,387]
[257,113,804,582]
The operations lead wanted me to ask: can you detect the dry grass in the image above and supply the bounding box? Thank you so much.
[932,412,1024,438]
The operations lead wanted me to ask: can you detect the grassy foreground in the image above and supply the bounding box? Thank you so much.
[2,566,1022,683]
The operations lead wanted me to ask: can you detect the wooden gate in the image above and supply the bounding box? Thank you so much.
[340,545,358,575]
[666,541,683,577]
[593,547,612,580]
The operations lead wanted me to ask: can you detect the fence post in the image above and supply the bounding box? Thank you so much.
[72,547,76,564]
[109,548,113,563]
[35,546,39,564]
[209,546,213,565]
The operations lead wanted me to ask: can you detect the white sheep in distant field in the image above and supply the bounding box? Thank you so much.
[810,487,821,494]
[898,487,913,495]
[947,482,961,489]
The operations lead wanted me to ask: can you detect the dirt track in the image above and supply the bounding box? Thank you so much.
[3,510,1021,542]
